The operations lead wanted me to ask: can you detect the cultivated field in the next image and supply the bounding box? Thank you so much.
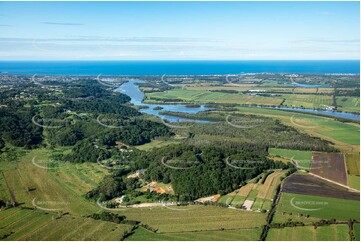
[281,94,333,109]
[266,225,350,241]
[0,207,133,241]
[281,174,359,200]
[345,153,360,190]
[119,205,266,233]
[126,227,261,241]
[181,84,258,92]
[345,153,361,176]
[217,170,288,211]
[336,96,360,113]
[310,152,348,186]
[0,149,107,215]
[145,89,283,106]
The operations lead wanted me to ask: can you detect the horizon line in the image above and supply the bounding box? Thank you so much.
[0,59,360,62]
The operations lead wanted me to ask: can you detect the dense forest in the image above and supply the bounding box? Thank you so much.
[160,111,337,152]
[0,79,172,156]
[0,107,43,148]
[89,144,290,201]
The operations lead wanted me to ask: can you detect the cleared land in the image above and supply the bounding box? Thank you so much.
[345,153,360,176]
[345,153,360,190]
[135,139,179,151]
[119,205,266,233]
[266,225,350,241]
[126,227,261,241]
[310,152,348,186]
[269,148,312,170]
[276,192,360,221]
[336,96,360,113]
[281,94,333,109]
[145,89,283,106]
[348,175,360,191]
[0,149,107,214]
[181,84,258,92]
[354,223,360,241]
[217,170,287,211]
[281,174,359,200]
[0,207,133,241]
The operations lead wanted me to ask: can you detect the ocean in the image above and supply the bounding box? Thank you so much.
[0,60,359,75]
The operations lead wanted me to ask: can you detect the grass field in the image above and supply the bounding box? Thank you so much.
[336,96,360,113]
[0,148,107,215]
[236,107,360,149]
[135,139,179,151]
[281,94,334,109]
[266,225,350,241]
[345,153,360,176]
[354,223,360,241]
[348,175,360,190]
[268,148,312,170]
[276,192,360,221]
[0,207,133,241]
[145,89,283,106]
[182,84,257,92]
[126,226,261,241]
[119,205,266,233]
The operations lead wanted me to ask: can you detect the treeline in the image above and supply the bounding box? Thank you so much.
[145,97,184,103]
[137,81,172,93]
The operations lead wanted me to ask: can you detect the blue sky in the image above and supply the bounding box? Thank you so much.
[0,1,359,60]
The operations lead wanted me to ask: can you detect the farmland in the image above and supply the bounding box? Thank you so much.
[281,174,359,201]
[354,223,360,241]
[119,205,266,233]
[276,192,360,221]
[0,148,107,214]
[145,89,283,106]
[0,73,359,241]
[126,227,261,241]
[0,207,134,241]
[310,152,347,186]
[217,170,288,211]
[336,96,360,113]
[345,153,360,190]
[346,153,360,176]
[281,94,333,109]
[266,225,350,241]
[268,148,312,170]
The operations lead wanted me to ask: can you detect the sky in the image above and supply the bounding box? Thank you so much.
[0,1,359,60]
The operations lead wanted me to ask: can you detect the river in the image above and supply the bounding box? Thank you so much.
[116,80,360,122]
[115,80,213,123]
